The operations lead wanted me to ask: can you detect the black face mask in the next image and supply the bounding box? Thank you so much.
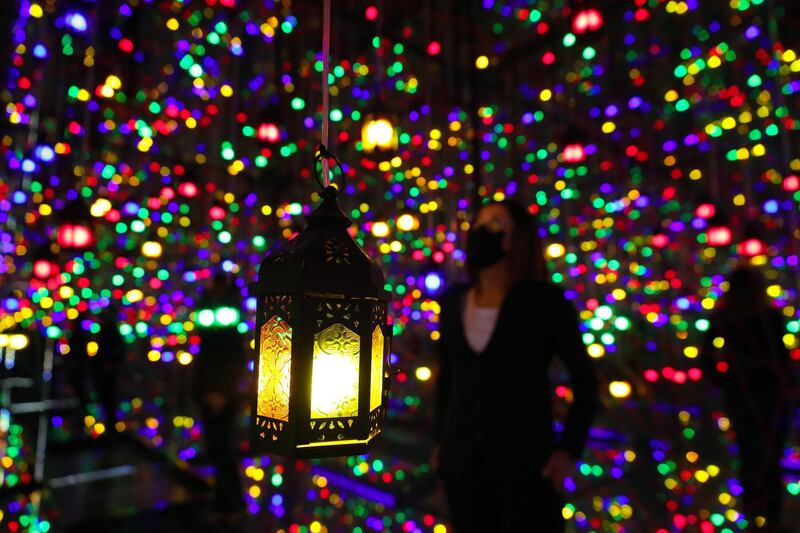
[466,226,506,271]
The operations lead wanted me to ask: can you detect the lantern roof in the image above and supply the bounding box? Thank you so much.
[252,186,390,300]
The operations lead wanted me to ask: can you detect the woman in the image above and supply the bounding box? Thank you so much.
[701,266,795,532]
[433,200,598,532]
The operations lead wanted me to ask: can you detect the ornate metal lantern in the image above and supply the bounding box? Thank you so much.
[249,180,391,458]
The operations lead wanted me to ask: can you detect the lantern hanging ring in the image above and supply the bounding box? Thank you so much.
[314,144,343,195]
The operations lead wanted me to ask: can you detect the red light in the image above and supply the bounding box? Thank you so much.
[783,175,799,192]
[34,259,58,279]
[542,51,555,65]
[57,223,93,249]
[365,6,378,20]
[119,38,134,53]
[644,369,659,382]
[707,225,732,246]
[688,368,702,381]
[652,233,669,248]
[426,41,441,55]
[179,182,198,198]
[573,8,604,34]
[209,206,226,220]
[562,143,586,163]
[739,237,765,256]
[257,123,280,143]
[695,203,715,219]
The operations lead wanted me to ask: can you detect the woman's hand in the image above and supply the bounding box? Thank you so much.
[541,449,574,488]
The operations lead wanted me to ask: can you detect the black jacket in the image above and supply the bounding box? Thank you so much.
[434,279,598,466]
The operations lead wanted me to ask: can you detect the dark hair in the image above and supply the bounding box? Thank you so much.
[467,199,547,283]
[723,266,767,311]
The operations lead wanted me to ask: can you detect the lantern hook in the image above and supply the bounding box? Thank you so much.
[314,144,344,195]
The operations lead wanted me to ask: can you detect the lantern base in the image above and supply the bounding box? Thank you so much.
[252,430,382,459]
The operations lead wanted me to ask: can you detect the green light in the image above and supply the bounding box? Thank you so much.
[215,307,240,326]
[255,155,268,167]
[614,316,630,330]
[197,309,215,327]
[747,74,762,87]
[582,46,596,60]
[563,33,576,47]
[330,109,343,122]
[291,97,305,110]
[218,230,232,243]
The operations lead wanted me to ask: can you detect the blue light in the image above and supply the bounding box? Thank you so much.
[21,159,36,173]
[764,199,778,214]
[424,272,442,292]
[66,13,88,32]
[33,44,48,58]
[12,191,27,204]
[35,145,55,162]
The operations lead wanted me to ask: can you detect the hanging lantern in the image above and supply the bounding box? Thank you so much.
[361,113,398,153]
[249,176,391,458]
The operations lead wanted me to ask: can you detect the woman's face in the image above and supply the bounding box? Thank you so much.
[473,203,514,252]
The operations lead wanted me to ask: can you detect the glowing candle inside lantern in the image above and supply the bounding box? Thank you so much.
[310,324,360,419]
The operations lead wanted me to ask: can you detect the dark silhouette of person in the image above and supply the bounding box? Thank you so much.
[701,266,796,533]
[90,304,125,431]
[432,200,598,532]
[193,272,247,520]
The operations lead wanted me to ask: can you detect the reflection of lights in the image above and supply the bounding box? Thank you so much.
[609,381,631,398]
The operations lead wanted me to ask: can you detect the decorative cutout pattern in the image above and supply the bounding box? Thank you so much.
[323,237,351,265]
[315,302,360,329]
[370,325,384,412]
[264,295,292,321]
[257,315,292,421]
[310,323,360,419]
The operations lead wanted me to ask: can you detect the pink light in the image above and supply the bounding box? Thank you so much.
[652,233,669,248]
[179,182,198,198]
[57,223,93,249]
[257,123,280,143]
[365,6,378,21]
[209,206,226,220]
[783,175,799,192]
[562,143,586,163]
[427,41,441,56]
[34,259,57,279]
[695,203,715,219]
[573,8,604,34]
[644,369,659,382]
[707,225,732,246]
[739,237,765,256]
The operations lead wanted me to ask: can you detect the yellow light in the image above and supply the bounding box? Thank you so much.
[90,198,112,217]
[587,343,605,358]
[609,381,631,398]
[361,118,397,152]
[415,366,432,381]
[177,351,193,365]
[87,341,98,357]
[257,316,292,421]
[147,350,160,362]
[371,221,390,238]
[142,240,163,258]
[396,214,417,232]
[546,243,565,258]
[9,334,29,350]
[683,346,698,358]
[370,326,385,412]
[540,89,553,101]
[126,289,144,303]
[99,85,115,98]
[475,55,489,69]
[311,324,360,419]
[30,4,43,17]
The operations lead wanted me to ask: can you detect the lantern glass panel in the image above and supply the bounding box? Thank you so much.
[370,325,384,411]
[310,323,360,419]
[257,315,292,421]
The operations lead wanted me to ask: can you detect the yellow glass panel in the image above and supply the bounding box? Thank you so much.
[257,316,292,421]
[311,323,360,419]
[370,325,384,411]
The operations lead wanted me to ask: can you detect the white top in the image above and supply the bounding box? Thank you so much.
[462,288,500,354]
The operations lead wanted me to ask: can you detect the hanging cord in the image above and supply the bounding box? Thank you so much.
[319,0,332,188]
